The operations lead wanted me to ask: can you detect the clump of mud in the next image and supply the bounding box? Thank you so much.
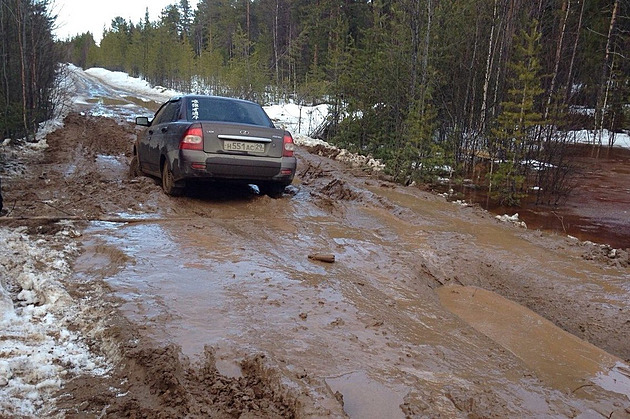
[304,144,343,161]
[44,112,137,160]
[320,179,360,201]
[581,242,629,268]
[53,308,303,418]
[303,144,385,173]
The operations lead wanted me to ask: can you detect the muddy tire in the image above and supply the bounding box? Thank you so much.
[129,154,143,178]
[260,182,285,199]
[162,160,185,196]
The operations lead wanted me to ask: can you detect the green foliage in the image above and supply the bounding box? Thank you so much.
[488,19,545,205]
[225,25,270,100]
[489,161,526,206]
[404,100,443,184]
[0,102,24,138]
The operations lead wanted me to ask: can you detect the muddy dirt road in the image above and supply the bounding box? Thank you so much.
[1,68,630,418]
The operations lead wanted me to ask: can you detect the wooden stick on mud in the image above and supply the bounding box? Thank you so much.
[0,216,190,224]
[308,253,336,263]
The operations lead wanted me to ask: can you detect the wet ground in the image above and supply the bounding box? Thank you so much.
[1,67,629,417]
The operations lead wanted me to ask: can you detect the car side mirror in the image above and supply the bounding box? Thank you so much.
[136,116,150,126]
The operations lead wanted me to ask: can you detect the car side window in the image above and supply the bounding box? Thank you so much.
[153,101,181,125]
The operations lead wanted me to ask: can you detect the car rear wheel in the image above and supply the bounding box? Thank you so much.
[260,182,285,198]
[162,160,185,196]
[129,154,143,178]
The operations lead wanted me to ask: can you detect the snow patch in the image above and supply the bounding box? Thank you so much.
[294,134,385,172]
[0,226,110,417]
[495,213,527,229]
[573,129,630,149]
[264,102,329,136]
[84,67,179,102]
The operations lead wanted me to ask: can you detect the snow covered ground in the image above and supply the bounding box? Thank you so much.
[0,65,629,416]
[573,128,630,149]
[0,226,110,417]
[84,67,180,103]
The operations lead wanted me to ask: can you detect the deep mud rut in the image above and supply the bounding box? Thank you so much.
[1,72,630,418]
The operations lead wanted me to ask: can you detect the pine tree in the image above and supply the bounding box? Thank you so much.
[489,19,545,206]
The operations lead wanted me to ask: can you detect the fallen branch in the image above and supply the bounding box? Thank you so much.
[308,253,336,263]
[0,215,191,224]
[552,211,567,233]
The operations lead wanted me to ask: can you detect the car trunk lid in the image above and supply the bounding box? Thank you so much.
[201,123,284,158]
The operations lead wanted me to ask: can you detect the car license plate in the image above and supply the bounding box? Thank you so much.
[223,141,265,153]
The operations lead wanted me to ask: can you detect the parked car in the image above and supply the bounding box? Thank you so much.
[131,95,296,197]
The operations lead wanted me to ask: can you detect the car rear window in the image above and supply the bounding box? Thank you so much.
[187,97,274,127]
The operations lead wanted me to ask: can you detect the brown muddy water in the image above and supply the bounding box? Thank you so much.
[444,144,630,249]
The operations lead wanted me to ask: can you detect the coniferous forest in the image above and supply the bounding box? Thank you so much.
[3,0,630,205]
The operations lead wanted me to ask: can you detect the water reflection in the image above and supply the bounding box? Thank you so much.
[438,144,630,248]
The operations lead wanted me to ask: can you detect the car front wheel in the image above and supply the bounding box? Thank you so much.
[162,160,185,196]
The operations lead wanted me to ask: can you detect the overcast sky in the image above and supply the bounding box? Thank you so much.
[52,0,199,43]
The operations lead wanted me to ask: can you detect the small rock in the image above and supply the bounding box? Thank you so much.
[334,390,344,406]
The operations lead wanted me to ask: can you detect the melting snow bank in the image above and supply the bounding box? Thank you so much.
[264,103,329,136]
[294,134,386,172]
[83,66,179,102]
[0,225,110,417]
[495,213,527,229]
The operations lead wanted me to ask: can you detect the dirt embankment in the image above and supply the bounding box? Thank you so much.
[1,113,629,418]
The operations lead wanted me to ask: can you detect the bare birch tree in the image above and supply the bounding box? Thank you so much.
[594,0,619,146]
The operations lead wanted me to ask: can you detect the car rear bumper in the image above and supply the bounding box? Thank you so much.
[174,151,296,185]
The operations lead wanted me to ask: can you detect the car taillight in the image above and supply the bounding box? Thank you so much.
[283,133,295,157]
[180,124,203,150]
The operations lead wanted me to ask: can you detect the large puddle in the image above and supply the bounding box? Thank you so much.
[443,144,630,248]
[437,285,630,400]
[326,371,406,418]
[59,66,630,417]
[77,220,241,355]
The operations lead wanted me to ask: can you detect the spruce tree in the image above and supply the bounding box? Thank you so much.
[489,20,545,206]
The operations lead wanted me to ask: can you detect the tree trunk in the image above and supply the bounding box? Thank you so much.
[595,0,619,146]
[1,2,10,117]
[407,0,420,100]
[565,0,585,104]
[273,0,279,85]
[16,0,29,138]
[544,0,570,121]
[419,0,432,115]
[480,0,498,133]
